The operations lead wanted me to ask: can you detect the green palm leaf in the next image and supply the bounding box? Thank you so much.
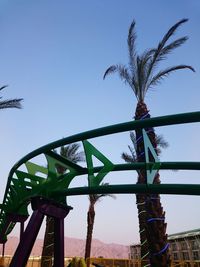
[128,20,137,70]
[149,65,195,88]
[158,37,188,59]
[0,99,23,109]
[0,85,23,109]
[0,85,8,92]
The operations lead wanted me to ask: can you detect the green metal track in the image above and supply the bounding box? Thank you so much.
[0,111,199,242]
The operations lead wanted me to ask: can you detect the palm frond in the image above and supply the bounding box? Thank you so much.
[103,64,131,83]
[89,183,116,204]
[145,37,188,77]
[54,143,85,174]
[136,56,143,100]
[0,85,8,92]
[155,134,169,149]
[146,19,189,82]
[121,152,136,163]
[67,143,80,155]
[128,145,136,160]
[130,131,137,151]
[103,64,137,95]
[122,132,137,163]
[0,99,23,109]
[159,37,188,59]
[135,49,155,99]
[149,65,195,87]
[0,85,23,109]
[71,152,85,163]
[136,54,150,100]
[157,18,188,52]
[103,65,117,79]
[117,65,132,84]
[140,49,155,65]
[60,143,85,164]
[127,20,137,70]
[61,143,79,158]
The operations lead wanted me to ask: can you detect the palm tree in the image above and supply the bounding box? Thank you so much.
[84,184,116,264]
[0,85,23,109]
[104,19,194,267]
[41,143,85,267]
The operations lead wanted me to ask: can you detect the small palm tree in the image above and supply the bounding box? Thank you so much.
[41,143,85,267]
[0,85,23,109]
[122,131,168,164]
[104,18,194,267]
[84,184,116,264]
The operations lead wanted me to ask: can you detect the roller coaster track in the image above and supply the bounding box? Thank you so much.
[0,111,200,244]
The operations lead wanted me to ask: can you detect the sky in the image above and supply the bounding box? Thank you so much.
[0,0,199,247]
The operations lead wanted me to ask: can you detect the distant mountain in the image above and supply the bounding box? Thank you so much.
[3,236,129,258]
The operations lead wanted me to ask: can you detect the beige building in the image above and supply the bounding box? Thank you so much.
[129,229,200,266]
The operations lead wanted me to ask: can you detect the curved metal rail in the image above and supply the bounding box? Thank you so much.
[0,111,200,242]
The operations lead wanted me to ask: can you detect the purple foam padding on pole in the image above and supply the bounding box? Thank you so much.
[9,209,44,267]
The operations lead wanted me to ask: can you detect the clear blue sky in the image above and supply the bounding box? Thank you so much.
[0,1,199,246]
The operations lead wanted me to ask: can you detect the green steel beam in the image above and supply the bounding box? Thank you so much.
[52,184,200,196]
[111,162,200,172]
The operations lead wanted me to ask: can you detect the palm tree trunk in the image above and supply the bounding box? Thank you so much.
[135,101,170,267]
[41,216,54,267]
[85,204,95,265]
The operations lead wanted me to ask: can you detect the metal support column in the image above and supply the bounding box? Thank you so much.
[2,243,5,257]
[9,209,44,267]
[9,197,72,267]
[53,217,65,267]
[20,221,25,241]
[7,213,28,242]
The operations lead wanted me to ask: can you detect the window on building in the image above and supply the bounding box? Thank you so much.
[173,253,178,260]
[181,242,188,250]
[182,252,189,260]
[192,240,199,250]
[171,243,177,251]
[193,251,199,260]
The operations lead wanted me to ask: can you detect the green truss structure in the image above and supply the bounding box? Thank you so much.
[0,111,200,243]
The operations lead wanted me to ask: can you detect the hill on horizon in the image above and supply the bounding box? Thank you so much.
[2,236,129,259]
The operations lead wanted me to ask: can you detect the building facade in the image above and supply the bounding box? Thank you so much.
[129,229,200,266]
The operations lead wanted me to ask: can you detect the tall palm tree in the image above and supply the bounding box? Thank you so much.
[104,19,194,267]
[0,85,23,109]
[84,184,116,264]
[41,143,85,267]
[122,132,170,266]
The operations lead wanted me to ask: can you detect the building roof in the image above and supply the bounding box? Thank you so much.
[130,229,200,246]
[168,229,200,240]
